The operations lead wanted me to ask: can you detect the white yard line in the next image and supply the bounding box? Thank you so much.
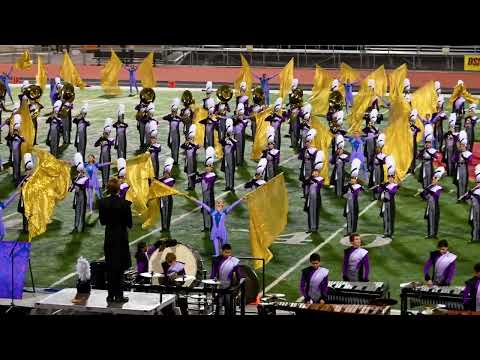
[260,165,419,297]
[48,154,299,288]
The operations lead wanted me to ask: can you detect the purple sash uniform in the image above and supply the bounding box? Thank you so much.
[423,250,456,286]
[163,114,182,164]
[211,255,242,288]
[300,266,329,303]
[181,141,200,190]
[265,113,285,150]
[463,276,480,311]
[159,176,175,231]
[343,246,369,282]
[420,184,443,238]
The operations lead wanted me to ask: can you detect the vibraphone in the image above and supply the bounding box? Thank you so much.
[327,281,389,304]
[400,285,465,315]
[258,301,391,316]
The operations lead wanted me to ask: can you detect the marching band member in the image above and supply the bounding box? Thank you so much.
[85,154,110,213]
[452,80,466,125]
[145,104,158,143]
[345,130,367,181]
[343,159,364,235]
[463,263,480,311]
[342,233,370,282]
[236,81,249,114]
[50,77,63,105]
[0,83,12,141]
[327,79,344,121]
[419,166,445,239]
[192,196,243,256]
[147,122,161,179]
[265,98,285,150]
[408,110,421,174]
[329,111,347,160]
[435,80,441,96]
[369,133,386,199]
[4,102,19,164]
[423,240,456,286]
[135,241,149,275]
[69,153,89,233]
[113,104,128,159]
[161,252,186,278]
[299,128,317,198]
[232,103,248,166]
[454,130,472,200]
[6,114,24,185]
[443,114,459,177]
[73,103,90,160]
[330,134,350,197]
[59,89,74,146]
[194,146,217,232]
[210,244,243,316]
[464,104,478,151]
[461,165,480,242]
[159,158,175,232]
[298,103,312,150]
[262,126,280,181]
[200,98,217,148]
[163,98,182,165]
[18,80,30,102]
[180,94,195,138]
[46,100,64,158]
[403,78,411,101]
[363,109,380,174]
[365,79,382,123]
[300,253,329,304]
[94,118,114,189]
[374,156,399,238]
[215,103,228,141]
[181,124,200,191]
[17,153,35,233]
[417,125,437,189]
[304,151,324,234]
[135,97,151,150]
[433,96,447,150]
[220,118,237,192]
[202,81,214,110]
[117,158,129,199]
[244,158,267,190]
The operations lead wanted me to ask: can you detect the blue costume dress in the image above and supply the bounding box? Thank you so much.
[85,162,110,211]
[0,191,20,240]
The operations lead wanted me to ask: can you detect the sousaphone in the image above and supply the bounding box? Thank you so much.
[216,84,233,104]
[252,86,265,105]
[25,84,43,101]
[140,88,156,103]
[328,90,344,112]
[181,90,195,108]
[60,82,75,103]
[289,87,304,106]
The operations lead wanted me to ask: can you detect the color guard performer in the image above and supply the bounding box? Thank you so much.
[69,153,89,233]
[17,153,34,233]
[163,98,182,165]
[6,114,24,185]
[220,118,237,192]
[300,253,329,304]
[462,263,480,311]
[46,100,64,158]
[417,125,437,189]
[181,125,200,191]
[159,158,175,232]
[369,133,386,199]
[113,104,128,159]
[117,158,129,199]
[304,151,324,234]
[244,158,267,190]
[419,166,445,239]
[147,122,161,179]
[265,98,285,150]
[343,159,364,235]
[464,104,478,151]
[423,240,456,286]
[94,119,114,189]
[85,154,110,213]
[330,134,350,197]
[299,128,317,198]
[443,114,459,177]
[73,104,89,160]
[454,130,472,200]
[194,147,217,232]
[342,233,370,282]
[262,126,280,181]
[460,165,480,242]
[232,103,248,166]
[374,156,399,238]
[200,98,217,148]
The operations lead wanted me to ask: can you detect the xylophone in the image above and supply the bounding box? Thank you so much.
[257,301,391,316]
[327,281,389,304]
[400,284,465,315]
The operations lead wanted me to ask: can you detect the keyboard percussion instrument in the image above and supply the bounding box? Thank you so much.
[257,301,391,316]
[327,281,389,304]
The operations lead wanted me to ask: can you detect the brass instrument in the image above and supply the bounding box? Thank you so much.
[25,85,43,101]
[216,84,233,104]
[289,87,304,107]
[252,86,265,105]
[181,90,195,108]
[60,82,75,103]
[328,90,344,112]
[140,88,156,104]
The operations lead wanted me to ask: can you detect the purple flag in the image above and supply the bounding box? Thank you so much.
[0,241,32,300]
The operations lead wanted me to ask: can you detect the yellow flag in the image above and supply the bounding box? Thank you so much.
[411,80,438,118]
[60,52,86,89]
[383,97,413,182]
[14,50,33,70]
[234,54,253,99]
[192,107,222,158]
[339,62,359,83]
[101,50,123,96]
[142,179,183,229]
[388,63,408,99]
[448,83,479,105]
[125,153,155,217]
[312,65,333,95]
[347,90,374,134]
[279,58,294,101]
[23,149,71,241]
[251,107,274,160]
[359,65,387,98]
[310,65,344,116]
[246,173,288,269]
[35,56,48,91]
[137,52,156,88]
[311,117,333,185]
[19,101,35,155]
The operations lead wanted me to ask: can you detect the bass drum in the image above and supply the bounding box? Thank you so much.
[149,243,203,284]
[238,265,260,304]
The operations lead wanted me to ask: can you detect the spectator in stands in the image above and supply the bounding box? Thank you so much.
[253,73,278,106]
[125,64,139,96]
[0,67,14,104]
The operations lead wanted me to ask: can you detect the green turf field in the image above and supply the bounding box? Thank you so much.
[1,86,478,308]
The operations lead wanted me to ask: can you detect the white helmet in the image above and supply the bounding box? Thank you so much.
[457,80,464,86]
[23,153,33,171]
[335,134,345,149]
[13,114,21,130]
[350,158,362,178]
[403,78,410,90]
[386,156,396,177]
[206,98,215,113]
[433,166,445,180]
[147,102,155,115]
[171,98,180,111]
[74,152,84,172]
[256,158,267,176]
[267,126,275,144]
[240,81,247,91]
[448,113,457,128]
[149,121,158,138]
[53,100,63,113]
[80,103,88,115]
[331,79,339,91]
[104,118,113,133]
[369,108,378,121]
[204,81,213,93]
[367,79,375,89]
[274,98,282,110]
[305,128,317,143]
[164,157,174,173]
[21,80,30,90]
[188,124,196,140]
[377,133,385,147]
[226,118,234,135]
[118,103,125,116]
[205,146,215,166]
[117,158,126,177]
[459,130,468,145]
[314,150,324,171]
[236,102,245,115]
[291,78,299,90]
